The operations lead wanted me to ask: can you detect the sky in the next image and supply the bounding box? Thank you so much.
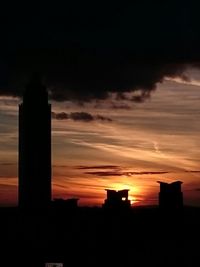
[1,1,200,206]
[0,67,200,207]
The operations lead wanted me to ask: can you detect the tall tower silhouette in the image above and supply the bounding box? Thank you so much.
[18,75,51,208]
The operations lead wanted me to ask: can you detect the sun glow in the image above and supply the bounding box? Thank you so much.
[129,196,138,205]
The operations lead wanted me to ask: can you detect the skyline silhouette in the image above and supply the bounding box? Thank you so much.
[0,74,200,207]
[0,75,199,207]
[0,2,200,208]
[1,2,200,266]
[16,75,186,209]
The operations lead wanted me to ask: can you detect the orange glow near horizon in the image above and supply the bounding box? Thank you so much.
[129,196,139,205]
[52,173,148,207]
[0,171,199,207]
[1,75,200,207]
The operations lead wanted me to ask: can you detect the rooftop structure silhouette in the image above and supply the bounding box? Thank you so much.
[157,181,183,209]
[103,189,131,209]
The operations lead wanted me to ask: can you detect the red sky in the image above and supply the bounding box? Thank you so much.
[0,67,200,207]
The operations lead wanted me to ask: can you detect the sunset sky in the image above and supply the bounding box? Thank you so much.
[1,2,200,206]
[0,67,200,207]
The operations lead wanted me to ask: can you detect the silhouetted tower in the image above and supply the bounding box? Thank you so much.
[18,75,51,208]
[157,181,183,209]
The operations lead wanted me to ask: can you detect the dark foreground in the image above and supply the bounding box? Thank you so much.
[0,206,200,267]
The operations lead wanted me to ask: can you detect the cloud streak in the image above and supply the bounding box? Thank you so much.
[185,170,200,173]
[52,111,112,122]
[84,171,169,177]
[77,165,120,170]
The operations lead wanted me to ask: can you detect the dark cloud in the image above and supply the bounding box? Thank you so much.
[131,92,151,103]
[52,111,112,122]
[1,1,200,102]
[77,165,120,170]
[129,171,169,175]
[70,112,94,122]
[95,115,112,122]
[51,112,69,120]
[85,171,122,177]
[85,171,169,177]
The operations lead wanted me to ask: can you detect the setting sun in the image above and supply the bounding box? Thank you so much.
[106,181,142,205]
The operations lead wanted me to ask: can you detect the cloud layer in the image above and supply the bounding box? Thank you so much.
[84,171,169,177]
[1,2,200,102]
[52,111,112,122]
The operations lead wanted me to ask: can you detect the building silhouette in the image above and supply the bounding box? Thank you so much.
[18,75,51,208]
[157,181,183,209]
[103,189,131,209]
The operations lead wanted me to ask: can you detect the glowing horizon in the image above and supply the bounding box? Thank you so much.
[0,68,200,207]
